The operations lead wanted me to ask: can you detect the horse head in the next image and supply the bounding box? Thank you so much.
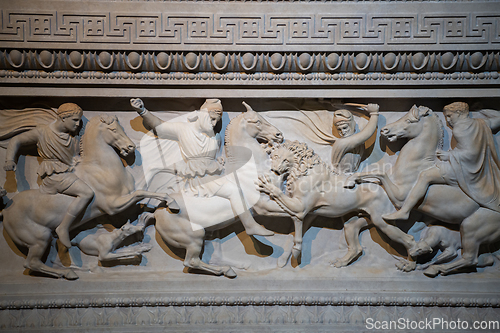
[241,102,283,145]
[98,115,136,157]
[381,105,433,142]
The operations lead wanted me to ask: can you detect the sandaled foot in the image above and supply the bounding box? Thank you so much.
[55,226,72,248]
[382,210,410,222]
[245,224,274,237]
[332,250,362,268]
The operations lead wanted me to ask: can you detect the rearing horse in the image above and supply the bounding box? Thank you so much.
[350,106,500,276]
[2,115,172,280]
[151,103,284,277]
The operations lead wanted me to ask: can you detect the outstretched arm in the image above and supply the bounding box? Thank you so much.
[130,98,164,130]
[4,129,39,171]
[342,104,379,150]
[479,109,500,132]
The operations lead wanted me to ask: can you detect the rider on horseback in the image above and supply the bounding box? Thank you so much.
[383,102,500,221]
[131,98,274,237]
[3,103,94,248]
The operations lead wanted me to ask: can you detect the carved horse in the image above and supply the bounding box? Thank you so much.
[2,115,171,280]
[257,140,419,270]
[350,105,500,276]
[146,103,284,277]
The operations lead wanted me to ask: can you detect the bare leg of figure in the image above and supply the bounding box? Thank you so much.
[56,180,94,248]
[216,182,274,237]
[383,167,445,221]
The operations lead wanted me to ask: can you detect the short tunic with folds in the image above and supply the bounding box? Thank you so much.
[35,124,79,195]
[155,116,225,197]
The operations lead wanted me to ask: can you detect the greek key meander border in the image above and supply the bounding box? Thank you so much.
[1,9,499,50]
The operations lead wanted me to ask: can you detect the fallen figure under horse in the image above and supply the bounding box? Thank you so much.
[347,105,500,276]
[2,115,174,280]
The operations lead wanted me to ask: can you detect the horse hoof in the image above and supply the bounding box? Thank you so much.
[224,268,237,278]
[65,270,79,280]
[423,266,440,278]
[291,248,301,260]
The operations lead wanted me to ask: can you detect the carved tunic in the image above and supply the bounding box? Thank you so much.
[445,117,500,212]
[36,124,78,178]
[330,138,365,174]
[155,111,225,197]
[35,124,79,194]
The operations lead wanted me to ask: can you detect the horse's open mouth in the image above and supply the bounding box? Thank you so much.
[256,137,269,145]
[120,148,130,157]
[383,133,398,142]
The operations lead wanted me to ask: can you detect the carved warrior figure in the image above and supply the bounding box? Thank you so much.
[331,104,379,174]
[3,103,93,248]
[131,98,273,237]
[2,114,172,279]
[350,104,500,276]
[270,104,379,174]
[383,102,500,221]
[142,102,283,277]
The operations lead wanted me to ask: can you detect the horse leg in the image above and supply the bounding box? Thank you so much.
[424,209,500,277]
[137,211,155,229]
[348,172,407,207]
[291,216,304,262]
[103,190,177,216]
[368,210,417,272]
[344,171,382,188]
[184,242,236,278]
[25,231,78,280]
[333,216,368,268]
[208,231,250,270]
[154,209,236,278]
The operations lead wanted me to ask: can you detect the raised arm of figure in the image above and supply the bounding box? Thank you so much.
[4,129,40,171]
[342,103,379,150]
[130,98,164,131]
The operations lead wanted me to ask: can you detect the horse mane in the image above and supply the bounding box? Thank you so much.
[80,114,118,156]
[272,140,330,195]
[408,106,445,150]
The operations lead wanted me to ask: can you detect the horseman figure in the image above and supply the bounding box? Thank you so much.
[3,103,93,248]
[131,98,274,237]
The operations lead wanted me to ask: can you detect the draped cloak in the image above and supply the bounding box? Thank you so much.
[448,117,500,212]
[268,110,372,174]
